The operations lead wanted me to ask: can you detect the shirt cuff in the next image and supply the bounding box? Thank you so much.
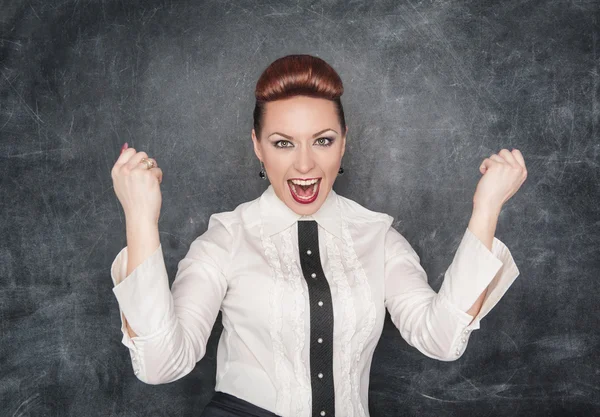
[110,244,175,337]
[438,227,520,317]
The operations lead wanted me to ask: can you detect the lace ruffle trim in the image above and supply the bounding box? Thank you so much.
[324,229,356,416]
[338,198,377,417]
[281,228,311,416]
[259,222,293,415]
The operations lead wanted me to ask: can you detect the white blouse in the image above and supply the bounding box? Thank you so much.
[110,184,520,417]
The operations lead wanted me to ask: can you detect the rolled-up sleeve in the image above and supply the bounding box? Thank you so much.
[384,226,520,361]
[110,214,231,384]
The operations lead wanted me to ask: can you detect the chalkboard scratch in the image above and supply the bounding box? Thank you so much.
[0,69,44,126]
[418,393,462,403]
[3,149,73,158]
[83,229,107,266]
[591,23,598,141]
[500,330,519,351]
[159,230,190,246]
[140,7,158,25]
[67,185,114,223]
[11,392,41,417]
[29,5,40,21]
[1,109,13,132]
[459,373,482,393]
[403,0,503,111]
[299,6,336,25]
[578,381,600,392]
[0,38,22,48]
[504,368,520,386]
[68,114,74,136]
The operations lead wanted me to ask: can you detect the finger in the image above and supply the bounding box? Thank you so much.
[479,157,494,173]
[489,154,506,164]
[511,148,526,169]
[116,147,137,165]
[151,167,163,184]
[498,148,519,167]
[133,156,158,172]
[126,151,149,170]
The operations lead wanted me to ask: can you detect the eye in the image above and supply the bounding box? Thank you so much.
[274,139,292,148]
[273,137,335,148]
[316,137,334,147]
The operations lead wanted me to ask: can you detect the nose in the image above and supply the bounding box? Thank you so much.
[294,143,316,174]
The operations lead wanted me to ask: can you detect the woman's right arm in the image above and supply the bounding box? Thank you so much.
[110,145,230,384]
[110,214,231,385]
[117,217,161,338]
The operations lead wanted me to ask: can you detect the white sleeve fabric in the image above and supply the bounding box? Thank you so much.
[384,226,520,361]
[110,214,231,384]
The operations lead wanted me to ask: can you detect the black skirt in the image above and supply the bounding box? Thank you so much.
[200,391,281,417]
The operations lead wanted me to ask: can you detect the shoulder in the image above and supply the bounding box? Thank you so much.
[336,192,395,228]
[205,194,261,234]
[189,197,258,268]
[335,192,415,257]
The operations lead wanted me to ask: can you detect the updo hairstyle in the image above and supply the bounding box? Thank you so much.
[253,54,346,140]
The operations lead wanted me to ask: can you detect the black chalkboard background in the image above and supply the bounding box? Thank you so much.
[1,0,599,416]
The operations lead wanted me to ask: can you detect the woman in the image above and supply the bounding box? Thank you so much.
[110,54,527,417]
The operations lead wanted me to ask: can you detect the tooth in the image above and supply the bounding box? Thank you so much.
[291,178,319,186]
[289,179,318,199]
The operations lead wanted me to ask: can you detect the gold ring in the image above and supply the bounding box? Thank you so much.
[140,158,156,170]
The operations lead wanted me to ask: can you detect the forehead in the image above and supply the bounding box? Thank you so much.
[263,96,338,132]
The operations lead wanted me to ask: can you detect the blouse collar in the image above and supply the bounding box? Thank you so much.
[259,184,342,240]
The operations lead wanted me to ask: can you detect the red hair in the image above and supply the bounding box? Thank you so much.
[253,54,346,139]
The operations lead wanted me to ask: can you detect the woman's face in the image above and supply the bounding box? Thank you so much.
[251,95,347,216]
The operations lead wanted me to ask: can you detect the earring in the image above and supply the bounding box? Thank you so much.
[259,161,266,180]
[338,165,344,175]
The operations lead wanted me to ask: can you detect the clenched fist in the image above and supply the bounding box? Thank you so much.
[111,143,163,224]
[473,148,527,214]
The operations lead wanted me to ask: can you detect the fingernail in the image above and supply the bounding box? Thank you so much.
[120,142,128,154]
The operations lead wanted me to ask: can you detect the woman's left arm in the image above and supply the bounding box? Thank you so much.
[384,148,527,361]
[465,148,528,318]
[463,208,499,319]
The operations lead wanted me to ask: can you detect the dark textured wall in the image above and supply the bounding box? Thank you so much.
[1,0,598,416]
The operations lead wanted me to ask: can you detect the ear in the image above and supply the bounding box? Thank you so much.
[251,128,263,162]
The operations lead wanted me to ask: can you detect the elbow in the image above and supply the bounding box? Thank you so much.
[433,335,470,361]
[435,350,465,362]
[416,346,465,362]
[129,325,205,385]
[135,350,200,385]
[419,345,466,362]
[410,300,475,362]
[408,331,469,362]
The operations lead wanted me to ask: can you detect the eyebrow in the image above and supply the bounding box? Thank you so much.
[268,128,338,139]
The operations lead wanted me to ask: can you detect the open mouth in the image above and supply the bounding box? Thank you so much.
[287,178,321,203]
